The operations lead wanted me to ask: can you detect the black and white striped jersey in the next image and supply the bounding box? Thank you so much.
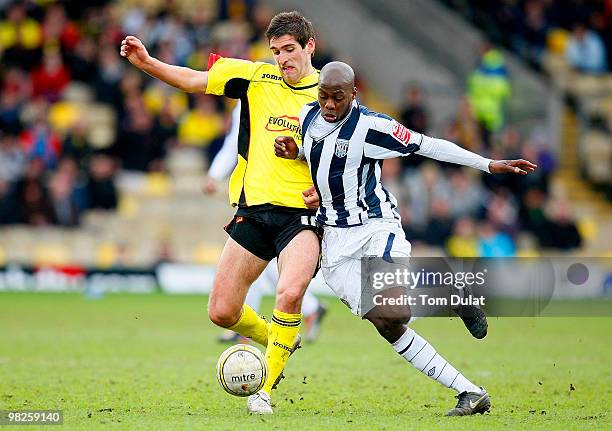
[298,101,492,228]
[299,101,422,227]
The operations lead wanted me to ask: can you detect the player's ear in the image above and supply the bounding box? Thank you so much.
[306,38,315,55]
[352,87,357,99]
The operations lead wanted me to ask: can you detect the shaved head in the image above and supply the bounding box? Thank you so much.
[318,61,357,122]
[319,61,355,88]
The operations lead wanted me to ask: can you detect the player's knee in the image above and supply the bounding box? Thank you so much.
[367,315,409,342]
[207,301,240,328]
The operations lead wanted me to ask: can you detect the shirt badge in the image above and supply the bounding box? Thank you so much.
[335,139,349,158]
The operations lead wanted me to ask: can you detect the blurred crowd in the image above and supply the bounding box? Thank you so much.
[0,0,583,255]
[442,0,612,73]
[387,72,581,256]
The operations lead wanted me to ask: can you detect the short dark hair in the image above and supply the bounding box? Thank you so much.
[265,11,315,48]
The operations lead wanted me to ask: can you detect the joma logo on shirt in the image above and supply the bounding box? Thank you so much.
[266,115,302,135]
[261,73,282,81]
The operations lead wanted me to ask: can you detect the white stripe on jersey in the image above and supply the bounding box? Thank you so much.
[300,101,422,227]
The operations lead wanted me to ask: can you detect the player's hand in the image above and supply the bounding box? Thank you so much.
[488,159,538,175]
[274,136,299,159]
[302,186,320,210]
[120,36,151,69]
[202,176,217,195]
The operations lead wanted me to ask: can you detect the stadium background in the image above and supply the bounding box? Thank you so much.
[0,0,610,428]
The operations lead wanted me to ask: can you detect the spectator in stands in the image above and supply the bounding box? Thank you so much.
[48,169,80,227]
[477,221,516,257]
[95,44,124,109]
[444,97,482,153]
[0,1,43,69]
[422,198,454,247]
[19,100,62,169]
[113,94,166,172]
[41,3,80,52]
[467,44,511,146]
[485,189,519,236]
[448,168,485,219]
[86,152,118,210]
[14,158,53,226]
[540,199,583,250]
[0,178,18,224]
[31,48,71,102]
[66,36,98,83]
[518,0,549,64]
[446,217,479,257]
[177,93,224,159]
[565,22,608,73]
[0,132,26,182]
[400,83,429,134]
[405,162,451,230]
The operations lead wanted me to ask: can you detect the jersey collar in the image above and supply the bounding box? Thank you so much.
[284,69,319,90]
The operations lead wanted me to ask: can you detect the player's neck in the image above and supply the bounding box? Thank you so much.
[298,64,316,81]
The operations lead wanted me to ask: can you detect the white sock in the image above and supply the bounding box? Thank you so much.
[392,327,480,394]
[301,290,319,316]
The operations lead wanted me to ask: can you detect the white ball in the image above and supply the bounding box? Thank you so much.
[216,344,268,397]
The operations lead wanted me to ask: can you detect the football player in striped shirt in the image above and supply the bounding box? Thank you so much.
[275,61,537,416]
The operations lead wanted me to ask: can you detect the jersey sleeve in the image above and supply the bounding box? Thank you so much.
[363,116,422,159]
[205,56,260,99]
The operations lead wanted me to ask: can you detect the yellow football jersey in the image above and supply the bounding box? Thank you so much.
[206,56,318,209]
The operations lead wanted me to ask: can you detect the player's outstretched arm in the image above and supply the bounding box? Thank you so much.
[274,136,299,159]
[415,135,537,174]
[120,36,208,93]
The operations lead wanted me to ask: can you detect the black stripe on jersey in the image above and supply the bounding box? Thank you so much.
[283,75,319,90]
[329,106,360,226]
[310,138,326,223]
[356,159,368,212]
[237,96,251,160]
[237,93,251,205]
[224,78,250,99]
[363,161,382,218]
[365,129,420,155]
[301,103,320,143]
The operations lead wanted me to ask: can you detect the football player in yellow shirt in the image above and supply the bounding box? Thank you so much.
[121,12,320,414]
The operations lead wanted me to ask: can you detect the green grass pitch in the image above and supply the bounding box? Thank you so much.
[1,292,610,430]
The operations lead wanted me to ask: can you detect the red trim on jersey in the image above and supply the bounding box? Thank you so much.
[207,53,222,70]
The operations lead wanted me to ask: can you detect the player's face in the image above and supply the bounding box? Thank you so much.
[318,84,356,123]
[269,34,315,84]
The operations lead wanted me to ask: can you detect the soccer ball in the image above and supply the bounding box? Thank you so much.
[216,344,267,397]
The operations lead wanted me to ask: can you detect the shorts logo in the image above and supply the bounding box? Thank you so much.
[235,216,244,223]
[335,139,349,158]
[392,122,411,146]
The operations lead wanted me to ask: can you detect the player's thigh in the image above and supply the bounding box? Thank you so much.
[276,229,320,297]
[210,236,269,315]
[321,257,362,315]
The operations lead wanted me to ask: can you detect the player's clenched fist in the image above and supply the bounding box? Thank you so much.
[120,36,150,69]
[274,136,299,159]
